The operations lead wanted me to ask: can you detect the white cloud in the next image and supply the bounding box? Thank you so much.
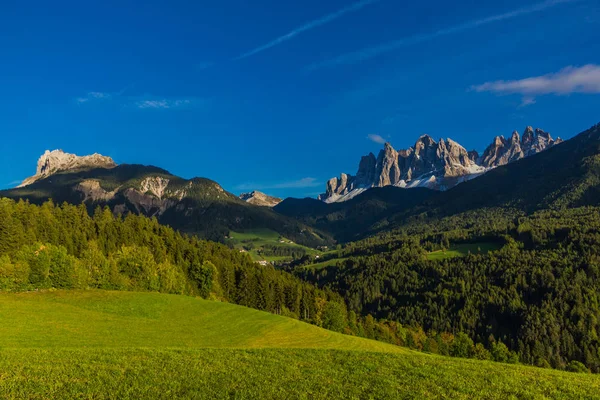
[76,91,111,104]
[520,97,537,107]
[75,89,204,111]
[307,0,578,70]
[135,99,194,110]
[236,177,321,191]
[472,65,600,96]
[235,0,380,60]
[367,134,387,144]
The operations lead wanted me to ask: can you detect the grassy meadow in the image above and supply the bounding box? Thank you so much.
[0,290,599,399]
[427,242,503,261]
[227,228,321,262]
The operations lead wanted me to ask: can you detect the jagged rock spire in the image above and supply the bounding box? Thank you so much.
[320,126,562,202]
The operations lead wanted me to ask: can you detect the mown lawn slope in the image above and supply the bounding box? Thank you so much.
[0,290,598,399]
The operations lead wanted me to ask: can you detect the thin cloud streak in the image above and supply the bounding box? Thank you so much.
[472,65,600,96]
[75,90,206,111]
[236,177,321,191]
[76,91,111,104]
[235,0,381,60]
[135,99,195,110]
[367,134,387,144]
[307,0,578,70]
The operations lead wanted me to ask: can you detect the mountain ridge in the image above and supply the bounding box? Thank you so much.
[2,152,331,247]
[239,191,282,207]
[19,149,117,188]
[320,127,562,202]
[278,123,598,241]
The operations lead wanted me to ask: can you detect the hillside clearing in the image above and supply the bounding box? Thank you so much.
[227,228,321,262]
[427,242,503,260]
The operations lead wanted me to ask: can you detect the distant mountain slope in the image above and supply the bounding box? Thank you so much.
[320,127,561,202]
[275,187,434,242]
[1,151,331,247]
[277,123,599,241]
[407,122,600,218]
[239,191,282,207]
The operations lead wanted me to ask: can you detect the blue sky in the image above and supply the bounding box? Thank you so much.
[1,0,599,198]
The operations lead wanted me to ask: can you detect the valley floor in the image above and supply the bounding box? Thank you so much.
[0,290,598,399]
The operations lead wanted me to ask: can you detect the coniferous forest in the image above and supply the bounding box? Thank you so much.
[295,206,600,372]
[1,198,497,361]
[5,197,600,373]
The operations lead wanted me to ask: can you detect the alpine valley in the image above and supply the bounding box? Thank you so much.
[2,122,600,397]
[4,2,600,398]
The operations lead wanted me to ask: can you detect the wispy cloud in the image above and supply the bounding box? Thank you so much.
[367,134,387,144]
[236,177,321,191]
[307,0,578,70]
[235,0,380,60]
[76,91,112,104]
[75,89,206,111]
[520,97,537,107]
[472,65,600,95]
[134,99,197,110]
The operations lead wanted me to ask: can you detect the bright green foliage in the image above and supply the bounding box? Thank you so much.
[190,260,215,298]
[115,246,159,291]
[322,301,347,333]
[0,199,362,347]
[14,243,83,289]
[567,360,591,374]
[473,343,491,360]
[451,332,474,358]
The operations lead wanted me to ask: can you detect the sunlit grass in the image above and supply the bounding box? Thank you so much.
[0,290,598,399]
[427,242,503,260]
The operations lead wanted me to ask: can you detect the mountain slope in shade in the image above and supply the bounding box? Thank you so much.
[1,151,331,247]
[413,123,600,217]
[279,123,598,241]
[239,191,282,207]
[275,187,435,242]
[320,127,562,202]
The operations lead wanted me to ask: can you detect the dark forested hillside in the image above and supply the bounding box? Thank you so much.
[275,187,434,242]
[0,197,533,365]
[0,197,339,318]
[276,123,600,242]
[295,206,600,372]
[0,164,332,247]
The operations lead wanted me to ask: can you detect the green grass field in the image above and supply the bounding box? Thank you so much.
[299,256,349,271]
[427,242,503,261]
[0,290,599,399]
[227,228,321,262]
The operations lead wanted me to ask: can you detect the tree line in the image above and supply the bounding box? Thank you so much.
[0,197,491,362]
[296,206,600,373]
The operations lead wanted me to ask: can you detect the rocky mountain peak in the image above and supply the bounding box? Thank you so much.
[320,126,562,202]
[18,149,117,188]
[239,190,282,207]
[511,131,520,143]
